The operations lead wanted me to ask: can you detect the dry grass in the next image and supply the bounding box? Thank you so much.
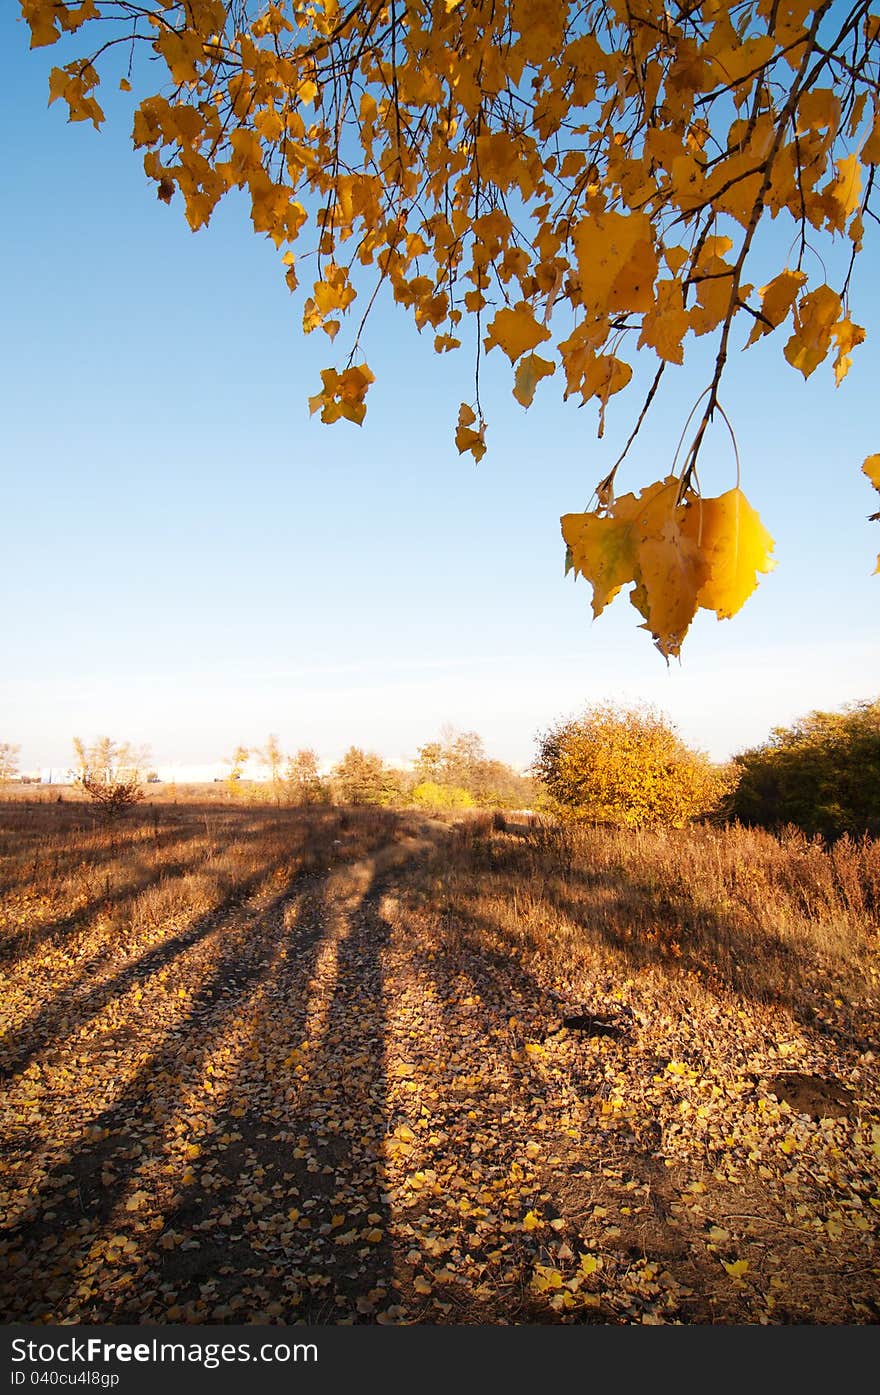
[425,815,880,1024]
[1,801,878,1325]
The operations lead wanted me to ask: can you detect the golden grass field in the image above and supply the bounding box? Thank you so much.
[1,797,878,1324]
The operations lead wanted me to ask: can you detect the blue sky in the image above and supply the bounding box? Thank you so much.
[2,8,878,774]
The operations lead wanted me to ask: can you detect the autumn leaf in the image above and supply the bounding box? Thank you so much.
[454,403,487,462]
[531,1264,564,1293]
[864,454,880,572]
[561,510,638,617]
[746,269,807,346]
[484,303,551,363]
[572,210,658,316]
[513,353,555,407]
[635,502,709,658]
[638,279,688,364]
[784,285,842,378]
[681,489,776,621]
[832,316,866,386]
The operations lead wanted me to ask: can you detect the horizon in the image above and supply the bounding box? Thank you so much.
[9,684,880,780]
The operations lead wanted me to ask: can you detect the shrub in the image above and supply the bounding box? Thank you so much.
[412,781,475,811]
[534,703,726,829]
[72,736,147,821]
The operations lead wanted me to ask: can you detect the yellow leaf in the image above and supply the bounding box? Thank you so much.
[746,269,807,346]
[784,285,841,377]
[561,510,637,617]
[863,455,880,489]
[632,491,708,658]
[25,3,61,47]
[723,1259,749,1278]
[681,489,776,621]
[413,1275,432,1294]
[513,353,555,407]
[821,154,863,232]
[831,316,866,385]
[484,302,551,363]
[796,88,841,135]
[530,1264,563,1293]
[638,279,688,364]
[573,210,658,315]
[454,403,487,462]
[523,1210,543,1231]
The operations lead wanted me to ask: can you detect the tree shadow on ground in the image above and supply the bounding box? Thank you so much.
[0,850,302,1084]
[0,823,420,1324]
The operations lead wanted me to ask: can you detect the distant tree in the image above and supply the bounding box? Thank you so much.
[444,730,489,795]
[284,748,325,806]
[260,733,284,803]
[224,744,249,779]
[414,741,445,787]
[0,743,20,785]
[332,747,394,806]
[535,703,725,829]
[725,699,880,839]
[415,727,533,807]
[219,744,250,798]
[72,736,148,819]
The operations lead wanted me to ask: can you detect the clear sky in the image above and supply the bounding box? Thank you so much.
[2,8,878,775]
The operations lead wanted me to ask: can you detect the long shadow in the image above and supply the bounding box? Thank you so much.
[0,808,353,1083]
[0,808,316,963]
[0,853,298,1084]
[0,816,418,1324]
[148,855,400,1323]
[0,868,329,1322]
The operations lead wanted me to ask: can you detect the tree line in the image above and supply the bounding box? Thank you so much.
[3,699,879,839]
[230,729,535,812]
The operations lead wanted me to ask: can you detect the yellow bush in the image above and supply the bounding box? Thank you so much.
[412,781,475,811]
[534,703,726,829]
